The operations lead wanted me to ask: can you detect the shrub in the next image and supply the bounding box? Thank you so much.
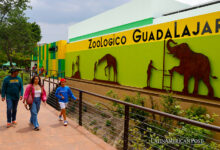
[106,120,111,126]
[106,90,220,150]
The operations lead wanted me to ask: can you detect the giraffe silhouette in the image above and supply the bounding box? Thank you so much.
[98,54,117,82]
[72,56,81,79]
[72,62,75,76]
[94,61,97,79]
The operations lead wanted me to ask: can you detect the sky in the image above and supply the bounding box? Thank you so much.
[26,0,216,44]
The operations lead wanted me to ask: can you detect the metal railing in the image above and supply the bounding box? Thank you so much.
[48,69,58,77]
[47,70,65,79]
[43,77,220,150]
[30,69,65,80]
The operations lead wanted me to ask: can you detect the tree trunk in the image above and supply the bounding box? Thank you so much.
[5,42,13,67]
[6,51,13,67]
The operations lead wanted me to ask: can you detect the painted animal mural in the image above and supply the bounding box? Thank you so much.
[72,62,75,76]
[97,54,118,82]
[167,39,217,97]
[71,55,81,79]
[94,61,97,79]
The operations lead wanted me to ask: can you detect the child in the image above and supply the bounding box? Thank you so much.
[55,78,77,126]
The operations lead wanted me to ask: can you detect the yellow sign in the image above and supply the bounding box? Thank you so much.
[66,11,220,52]
[10,79,19,83]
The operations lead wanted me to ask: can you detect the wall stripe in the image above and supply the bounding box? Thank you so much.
[69,17,153,43]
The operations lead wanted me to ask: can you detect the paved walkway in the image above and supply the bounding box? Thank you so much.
[0,83,116,150]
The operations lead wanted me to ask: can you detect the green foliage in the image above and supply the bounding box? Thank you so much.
[158,95,183,132]
[92,127,99,135]
[0,70,30,93]
[66,101,77,115]
[30,22,41,42]
[165,105,220,150]
[105,120,111,127]
[0,51,8,66]
[185,106,216,124]
[162,95,183,116]
[0,70,9,92]
[100,112,107,118]
[129,127,146,150]
[105,90,220,150]
[0,0,30,23]
[106,90,148,119]
[125,92,148,122]
[106,90,119,99]
[22,71,30,85]
[95,103,102,110]
[89,120,97,126]
[0,0,41,67]
[112,102,124,117]
[83,106,87,112]
[106,90,123,117]
[147,127,165,150]
[103,136,108,142]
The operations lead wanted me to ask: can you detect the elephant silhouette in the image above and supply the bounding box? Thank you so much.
[98,54,117,82]
[167,39,217,97]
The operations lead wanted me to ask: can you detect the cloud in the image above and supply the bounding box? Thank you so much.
[38,22,75,43]
[27,0,216,44]
[27,0,131,24]
[26,0,131,43]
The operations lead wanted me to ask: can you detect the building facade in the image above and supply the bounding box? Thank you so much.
[32,0,220,99]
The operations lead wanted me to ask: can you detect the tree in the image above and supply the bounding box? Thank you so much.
[0,50,8,66]
[0,0,41,67]
[0,0,30,23]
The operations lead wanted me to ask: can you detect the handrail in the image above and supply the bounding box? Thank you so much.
[43,78,220,132]
[57,71,65,78]
[29,69,65,79]
[48,70,58,76]
[47,70,65,78]
[65,77,220,107]
[43,78,220,150]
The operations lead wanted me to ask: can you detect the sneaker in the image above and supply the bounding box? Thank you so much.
[34,127,39,131]
[59,115,63,121]
[7,123,12,128]
[12,121,17,125]
[64,120,68,126]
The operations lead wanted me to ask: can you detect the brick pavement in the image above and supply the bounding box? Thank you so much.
[0,81,116,150]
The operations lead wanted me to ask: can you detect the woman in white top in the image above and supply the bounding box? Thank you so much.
[24,75,46,131]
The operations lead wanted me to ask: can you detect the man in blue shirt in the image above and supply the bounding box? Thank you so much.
[55,78,77,126]
[1,68,23,128]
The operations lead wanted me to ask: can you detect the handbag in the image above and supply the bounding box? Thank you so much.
[25,85,33,110]
[26,85,33,104]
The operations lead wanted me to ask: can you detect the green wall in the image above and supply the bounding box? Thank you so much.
[65,34,220,98]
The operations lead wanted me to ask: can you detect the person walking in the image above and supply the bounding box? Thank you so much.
[32,64,37,76]
[39,66,44,76]
[1,68,23,128]
[55,78,77,126]
[23,75,46,131]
